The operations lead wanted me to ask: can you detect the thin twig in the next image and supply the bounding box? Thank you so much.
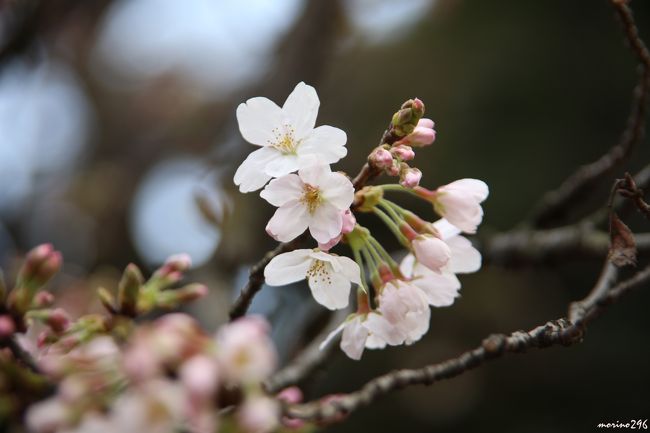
[285,263,650,422]
[228,241,299,321]
[530,0,650,227]
[5,336,41,375]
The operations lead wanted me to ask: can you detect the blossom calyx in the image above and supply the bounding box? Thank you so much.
[355,186,384,212]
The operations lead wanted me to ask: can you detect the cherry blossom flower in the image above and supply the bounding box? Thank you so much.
[431,179,489,234]
[237,396,280,433]
[260,163,354,244]
[264,249,361,310]
[234,82,347,192]
[372,280,431,345]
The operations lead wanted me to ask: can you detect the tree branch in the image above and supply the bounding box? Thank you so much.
[228,241,299,321]
[530,0,650,227]
[284,262,650,422]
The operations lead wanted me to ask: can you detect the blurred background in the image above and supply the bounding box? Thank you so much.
[0,0,649,431]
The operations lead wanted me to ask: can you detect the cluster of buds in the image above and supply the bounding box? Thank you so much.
[368,98,436,189]
[0,244,62,341]
[26,314,289,433]
[97,254,208,317]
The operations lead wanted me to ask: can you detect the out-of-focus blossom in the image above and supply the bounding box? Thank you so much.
[216,316,277,385]
[237,395,280,433]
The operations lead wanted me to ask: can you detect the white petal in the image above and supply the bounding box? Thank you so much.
[298,162,329,187]
[236,97,283,145]
[263,154,300,178]
[448,236,482,274]
[307,262,351,310]
[321,172,354,210]
[298,125,347,165]
[340,316,368,360]
[400,254,416,278]
[264,250,312,286]
[411,268,461,307]
[448,178,489,201]
[260,174,303,206]
[282,82,319,140]
[365,334,387,350]
[319,322,345,351]
[308,202,343,244]
[432,218,462,240]
[266,202,309,242]
[363,313,404,346]
[234,147,277,192]
[335,255,362,285]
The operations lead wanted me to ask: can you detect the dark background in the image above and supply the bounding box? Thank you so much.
[0,1,649,432]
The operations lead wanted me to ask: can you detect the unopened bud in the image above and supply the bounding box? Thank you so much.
[118,264,144,317]
[27,308,71,333]
[391,99,426,138]
[0,315,15,338]
[156,284,208,309]
[341,209,357,234]
[32,291,55,309]
[386,160,401,177]
[368,147,393,169]
[97,287,116,314]
[391,145,415,161]
[157,253,192,277]
[400,167,422,188]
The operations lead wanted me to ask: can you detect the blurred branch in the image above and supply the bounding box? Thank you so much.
[4,336,41,375]
[484,224,650,265]
[285,261,650,422]
[530,0,650,227]
[264,307,350,394]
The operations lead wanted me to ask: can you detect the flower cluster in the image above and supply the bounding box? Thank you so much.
[234,83,489,360]
[25,314,281,433]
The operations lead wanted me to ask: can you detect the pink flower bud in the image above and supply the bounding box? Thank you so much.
[412,234,451,273]
[418,118,434,129]
[0,315,15,338]
[386,161,401,177]
[47,308,71,333]
[277,387,303,404]
[391,145,415,161]
[33,291,55,308]
[400,167,422,188]
[368,147,393,169]
[341,209,356,234]
[278,386,305,429]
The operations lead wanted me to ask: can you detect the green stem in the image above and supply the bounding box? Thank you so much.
[373,207,409,246]
[368,236,399,270]
[378,184,421,198]
[352,246,369,294]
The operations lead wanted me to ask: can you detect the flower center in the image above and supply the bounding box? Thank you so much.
[307,260,331,285]
[301,184,322,214]
[269,125,298,155]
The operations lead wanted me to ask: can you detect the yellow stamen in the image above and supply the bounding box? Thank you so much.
[301,184,322,213]
[269,125,298,154]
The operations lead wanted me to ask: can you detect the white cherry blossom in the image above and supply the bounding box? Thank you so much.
[234,82,348,192]
[260,163,354,244]
[434,179,489,234]
[264,249,361,310]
